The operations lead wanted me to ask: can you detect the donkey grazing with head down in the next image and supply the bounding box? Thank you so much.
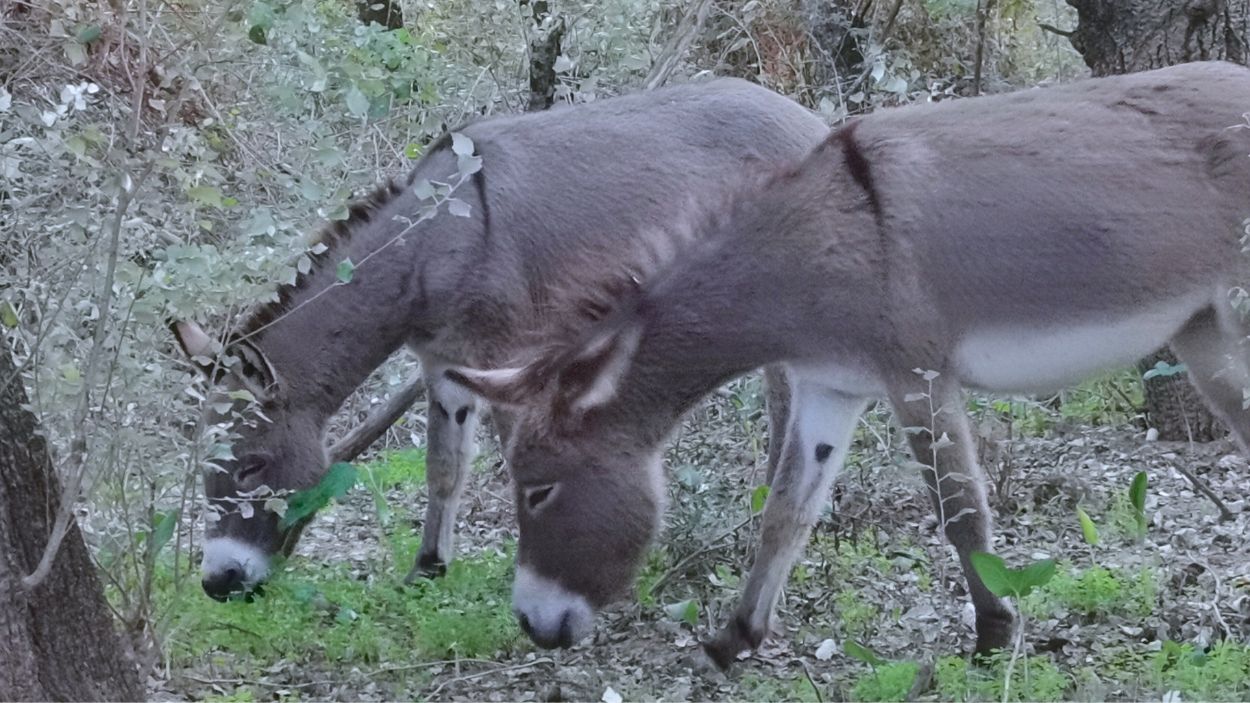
[449,61,1250,662]
[172,80,829,600]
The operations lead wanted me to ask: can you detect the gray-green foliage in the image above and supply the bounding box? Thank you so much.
[0,0,674,650]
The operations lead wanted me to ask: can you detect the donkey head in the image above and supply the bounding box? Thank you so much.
[173,321,326,601]
[448,322,665,649]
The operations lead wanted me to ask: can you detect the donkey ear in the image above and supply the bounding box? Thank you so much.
[553,323,641,415]
[229,340,280,400]
[444,366,530,407]
[172,320,224,380]
[171,321,278,399]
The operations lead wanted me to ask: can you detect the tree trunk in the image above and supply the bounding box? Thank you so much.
[0,339,143,701]
[521,0,566,111]
[1066,0,1247,76]
[1066,0,1249,440]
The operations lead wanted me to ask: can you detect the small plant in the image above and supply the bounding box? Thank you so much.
[1023,564,1156,619]
[1129,471,1149,541]
[845,641,919,703]
[850,661,922,702]
[1150,640,1250,701]
[970,552,1056,703]
[835,588,879,639]
[935,652,1068,702]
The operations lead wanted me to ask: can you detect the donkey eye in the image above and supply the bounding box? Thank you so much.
[523,483,559,512]
[235,454,268,484]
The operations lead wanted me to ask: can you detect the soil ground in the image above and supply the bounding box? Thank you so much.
[153,387,1250,702]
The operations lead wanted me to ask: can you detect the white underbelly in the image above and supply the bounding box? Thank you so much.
[954,303,1203,394]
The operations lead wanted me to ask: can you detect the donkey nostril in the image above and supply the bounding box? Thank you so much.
[202,566,245,601]
[517,612,534,638]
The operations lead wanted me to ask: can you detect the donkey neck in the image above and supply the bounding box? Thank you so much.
[245,190,473,418]
[590,150,882,445]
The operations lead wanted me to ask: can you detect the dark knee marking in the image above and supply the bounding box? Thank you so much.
[814,443,833,463]
[454,406,470,425]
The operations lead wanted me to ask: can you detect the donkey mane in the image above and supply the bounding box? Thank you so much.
[525,130,850,382]
[236,175,412,339]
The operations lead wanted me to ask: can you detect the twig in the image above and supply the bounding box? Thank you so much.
[643,0,713,90]
[799,658,824,703]
[1206,562,1233,641]
[329,372,426,463]
[1173,464,1235,522]
[907,661,934,701]
[645,514,753,598]
[22,160,155,591]
[1037,22,1074,37]
[423,658,554,700]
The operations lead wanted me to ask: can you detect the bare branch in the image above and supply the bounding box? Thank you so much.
[329,373,426,463]
[1037,22,1075,37]
[644,0,714,91]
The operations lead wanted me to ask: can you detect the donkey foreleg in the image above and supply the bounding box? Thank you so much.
[704,382,867,669]
[888,374,1015,653]
[407,361,480,582]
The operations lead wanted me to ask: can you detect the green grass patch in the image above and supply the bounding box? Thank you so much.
[735,671,821,703]
[935,652,1068,702]
[850,661,921,702]
[361,447,428,488]
[1148,640,1250,701]
[1022,564,1157,619]
[160,547,521,669]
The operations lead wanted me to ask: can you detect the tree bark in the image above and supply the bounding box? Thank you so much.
[1065,0,1249,441]
[1066,0,1248,75]
[0,338,143,701]
[521,0,566,111]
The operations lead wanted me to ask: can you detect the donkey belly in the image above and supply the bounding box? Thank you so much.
[954,298,1206,394]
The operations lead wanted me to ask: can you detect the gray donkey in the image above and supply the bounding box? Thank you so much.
[447,62,1250,662]
[173,79,829,600]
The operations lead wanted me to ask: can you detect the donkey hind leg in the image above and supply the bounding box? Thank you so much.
[1169,304,1250,451]
[889,374,1015,653]
[763,365,793,487]
[704,381,868,669]
[405,361,480,583]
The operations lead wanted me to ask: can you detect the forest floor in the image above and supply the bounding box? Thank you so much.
[148,380,1250,702]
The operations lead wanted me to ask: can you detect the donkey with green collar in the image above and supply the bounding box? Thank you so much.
[174,79,829,600]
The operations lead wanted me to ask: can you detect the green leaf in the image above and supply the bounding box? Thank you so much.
[969,552,1056,599]
[447,199,471,218]
[664,599,699,627]
[187,185,223,208]
[749,484,770,514]
[404,142,423,159]
[0,301,17,328]
[1129,471,1147,513]
[1142,360,1187,380]
[844,640,886,667]
[75,24,102,44]
[450,132,474,157]
[279,462,358,530]
[248,25,267,44]
[149,510,179,557]
[336,258,355,284]
[1077,506,1099,546]
[345,86,370,117]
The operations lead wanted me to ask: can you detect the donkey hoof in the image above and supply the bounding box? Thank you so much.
[405,554,447,583]
[702,615,760,670]
[973,613,1016,655]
